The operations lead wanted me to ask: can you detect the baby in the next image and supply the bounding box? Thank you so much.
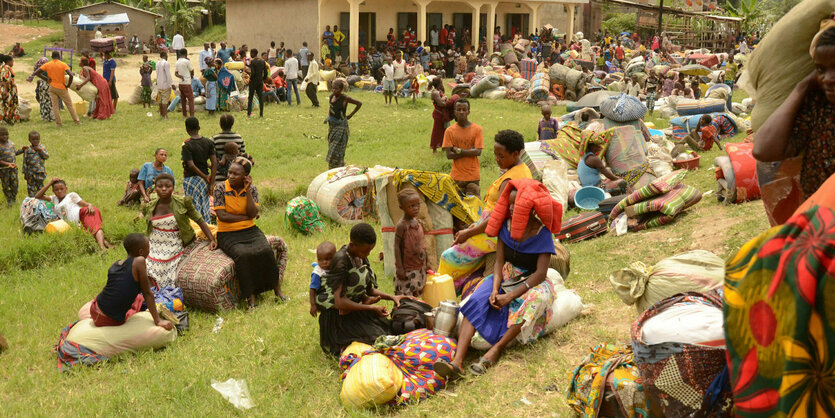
[217,142,253,182]
[394,188,427,297]
[117,169,142,206]
[309,241,335,317]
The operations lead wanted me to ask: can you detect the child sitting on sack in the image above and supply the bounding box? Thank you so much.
[394,188,427,298]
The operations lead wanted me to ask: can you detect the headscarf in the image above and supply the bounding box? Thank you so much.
[234,156,252,174]
[485,178,563,240]
[27,56,48,82]
[217,66,235,92]
[809,17,835,58]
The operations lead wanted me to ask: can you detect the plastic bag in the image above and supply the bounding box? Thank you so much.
[211,378,255,410]
[542,159,570,209]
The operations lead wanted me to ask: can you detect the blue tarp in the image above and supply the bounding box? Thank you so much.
[74,13,130,30]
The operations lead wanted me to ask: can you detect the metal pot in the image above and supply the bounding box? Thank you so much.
[433,300,459,337]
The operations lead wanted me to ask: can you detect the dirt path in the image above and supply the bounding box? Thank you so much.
[0,22,58,51]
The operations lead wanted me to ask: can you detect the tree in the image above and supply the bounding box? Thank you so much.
[154,0,201,36]
[725,0,762,32]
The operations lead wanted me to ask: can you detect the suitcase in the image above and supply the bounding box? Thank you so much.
[598,194,629,219]
[556,212,607,243]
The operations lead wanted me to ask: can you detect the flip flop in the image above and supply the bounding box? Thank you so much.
[433,360,463,381]
[468,357,494,376]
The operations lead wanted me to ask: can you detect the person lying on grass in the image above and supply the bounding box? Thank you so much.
[80,233,174,330]
[34,177,113,251]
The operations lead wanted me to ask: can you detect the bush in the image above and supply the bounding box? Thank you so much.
[602,13,637,36]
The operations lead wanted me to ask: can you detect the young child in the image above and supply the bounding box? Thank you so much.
[394,189,427,297]
[16,131,48,197]
[140,55,153,108]
[442,99,483,196]
[117,169,143,206]
[537,104,559,140]
[645,75,658,117]
[309,241,336,317]
[181,117,218,222]
[216,141,252,182]
[0,127,18,207]
[380,56,397,106]
[87,233,174,329]
[409,74,420,103]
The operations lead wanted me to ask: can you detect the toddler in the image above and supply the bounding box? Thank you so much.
[140,55,153,108]
[17,131,49,197]
[537,104,559,140]
[309,241,336,317]
[216,142,253,182]
[394,189,427,297]
[118,169,143,206]
[0,127,18,207]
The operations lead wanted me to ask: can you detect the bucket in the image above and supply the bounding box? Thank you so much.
[673,153,701,170]
[575,186,606,210]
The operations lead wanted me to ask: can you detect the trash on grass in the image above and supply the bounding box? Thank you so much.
[211,378,255,410]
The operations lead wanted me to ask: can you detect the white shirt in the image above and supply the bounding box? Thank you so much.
[52,192,83,223]
[382,63,394,81]
[172,34,185,51]
[305,59,320,84]
[198,49,212,71]
[284,56,299,80]
[156,58,173,90]
[299,47,309,66]
[430,29,439,45]
[176,57,193,85]
[94,30,103,39]
[392,60,406,80]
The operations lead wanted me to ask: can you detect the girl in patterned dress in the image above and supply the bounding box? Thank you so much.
[26,57,53,122]
[0,54,19,125]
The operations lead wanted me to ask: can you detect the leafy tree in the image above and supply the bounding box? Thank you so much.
[602,13,637,36]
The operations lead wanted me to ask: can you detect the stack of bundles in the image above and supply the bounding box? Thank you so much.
[528,72,550,102]
[631,292,732,416]
[319,69,338,91]
[607,170,702,231]
[604,125,656,189]
[469,74,501,98]
[540,125,616,169]
[608,250,725,313]
[339,330,456,408]
[675,98,727,116]
[307,166,394,224]
[714,142,761,204]
[624,57,645,77]
[519,58,537,80]
[500,43,519,66]
[566,343,648,416]
[549,63,586,101]
[176,237,288,312]
[599,93,647,123]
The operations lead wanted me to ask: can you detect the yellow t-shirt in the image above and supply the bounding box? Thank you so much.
[213,180,258,232]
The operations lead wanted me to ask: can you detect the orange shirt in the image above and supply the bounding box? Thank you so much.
[40,59,69,90]
[213,181,258,232]
[442,122,484,182]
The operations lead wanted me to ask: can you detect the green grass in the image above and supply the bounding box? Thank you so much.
[0,82,766,415]
[188,24,227,47]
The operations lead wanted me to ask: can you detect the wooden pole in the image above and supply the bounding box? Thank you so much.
[657,0,663,35]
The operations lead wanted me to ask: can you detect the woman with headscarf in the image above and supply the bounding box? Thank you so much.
[76,57,114,120]
[0,54,19,125]
[27,57,53,122]
[215,59,235,112]
[203,57,218,115]
[434,179,563,379]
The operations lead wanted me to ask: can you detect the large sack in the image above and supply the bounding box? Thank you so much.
[65,74,98,103]
[18,99,31,121]
[548,63,570,84]
[675,98,726,116]
[542,159,571,209]
[528,72,550,102]
[340,345,403,408]
[508,77,530,91]
[470,74,501,98]
[307,167,392,224]
[482,86,507,100]
[609,250,725,313]
[599,93,647,122]
[126,85,142,105]
[320,69,337,82]
[64,311,176,358]
[745,0,835,130]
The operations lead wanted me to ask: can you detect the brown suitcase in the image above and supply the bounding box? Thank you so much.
[556,212,607,243]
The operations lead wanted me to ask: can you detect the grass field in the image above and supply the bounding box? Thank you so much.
[0,32,767,416]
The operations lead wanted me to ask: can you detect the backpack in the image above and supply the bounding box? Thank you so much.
[390,299,433,335]
[285,196,325,235]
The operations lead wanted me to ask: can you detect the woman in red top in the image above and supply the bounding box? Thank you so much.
[77,57,114,120]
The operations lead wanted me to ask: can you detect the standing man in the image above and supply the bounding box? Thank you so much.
[284,49,301,106]
[198,43,212,72]
[175,48,195,118]
[333,25,345,63]
[171,30,185,52]
[440,25,449,51]
[102,51,119,112]
[33,51,80,126]
[303,52,320,107]
[323,25,335,62]
[156,50,174,119]
[299,41,310,78]
[217,42,232,63]
[247,49,267,117]
[430,25,439,50]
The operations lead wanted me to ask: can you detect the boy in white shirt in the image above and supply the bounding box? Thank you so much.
[379,57,397,106]
[175,49,195,117]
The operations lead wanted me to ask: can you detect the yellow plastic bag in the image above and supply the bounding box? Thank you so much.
[340,351,403,408]
[190,219,217,240]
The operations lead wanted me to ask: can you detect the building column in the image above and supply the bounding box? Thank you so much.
[347,0,360,62]
[470,1,483,49]
[567,4,576,43]
[487,1,497,55]
[417,0,431,45]
[529,2,541,35]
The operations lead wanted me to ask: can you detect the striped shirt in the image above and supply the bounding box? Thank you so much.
[211,132,246,181]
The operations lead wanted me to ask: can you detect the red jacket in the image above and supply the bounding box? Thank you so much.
[486,179,563,241]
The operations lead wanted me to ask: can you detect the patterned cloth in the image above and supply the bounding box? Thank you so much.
[566,343,648,417]
[141,86,152,104]
[540,125,615,169]
[147,214,185,288]
[0,63,19,125]
[788,89,835,199]
[724,206,835,417]
[0,141,18,205]
[327,119,349,169]
[608,170,702,232]
[20,145,48,197]
[56,321,108,372]
[19,196,58,233]
[395,269,426,298]
[35,80,53,122]
[182,176,210,223]
[392,169,480,224]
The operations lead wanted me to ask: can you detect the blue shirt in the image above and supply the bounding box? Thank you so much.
[310,263,326,290]
[191,78,204,96]
[323,31,334,46]
[577,152,602,187]
[138,162,175,189]
[102,58,117,81]
[217,48,233,63]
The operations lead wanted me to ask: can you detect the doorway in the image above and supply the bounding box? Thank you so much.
[340,12,376,55]
[505,13,529,38]
[427,12,442,43]
[397,12,417,40]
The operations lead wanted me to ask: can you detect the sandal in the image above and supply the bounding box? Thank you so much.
[433,360,464,381]
[468,357,494,376]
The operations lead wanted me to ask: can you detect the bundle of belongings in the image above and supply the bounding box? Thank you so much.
[607,170,702,232]
[566,343,648,417]
[307,165,394,224]
[19,197,59,234]
[338,330,456,408]
[176,236,288,311]
[714,142,761,204]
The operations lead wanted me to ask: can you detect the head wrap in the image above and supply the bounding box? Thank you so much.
[234,156,252,175]
[810,18,835,58]
[485,178,563,240]
[27,57,49,82]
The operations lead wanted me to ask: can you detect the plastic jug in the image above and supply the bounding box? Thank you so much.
[45,219,71,234]
[421,271,456,308]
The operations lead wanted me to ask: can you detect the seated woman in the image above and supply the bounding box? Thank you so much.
[142,173,216,288]
[686,114,736,151]
[754,25,835,211]
[213,158,285,308]
[137,148,175,203]
[315,223,406,356]
[576,141,627,197]
[34,177,112,251]
[434,179,562,378]
[438,130,532,295]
